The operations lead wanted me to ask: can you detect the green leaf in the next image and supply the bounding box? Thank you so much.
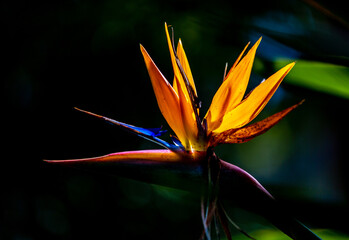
[231,229,349,240]
[274,59,349,99]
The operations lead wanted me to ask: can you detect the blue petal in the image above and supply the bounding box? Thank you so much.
[133,126,167,137]
[170,135,185,150]
[75,108,178,151]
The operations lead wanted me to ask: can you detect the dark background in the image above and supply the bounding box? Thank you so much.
[3,0,349,239]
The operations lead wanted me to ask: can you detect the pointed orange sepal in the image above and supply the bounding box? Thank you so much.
[177,76,198,147]
[205,38,261,133]
[227,41,251,79]
[140,44,188,148]
[209,100,304,146]
[213,62,295,133]
[176,39,197,96]
[164,23,197,99]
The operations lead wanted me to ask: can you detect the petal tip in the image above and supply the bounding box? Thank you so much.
[164,22,170,31]
[140,44,146,52]
[284,61,296,73]
[254,37,262,48]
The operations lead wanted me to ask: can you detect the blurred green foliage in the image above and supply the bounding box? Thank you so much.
[231,229,349,240]
[275,59,349,99]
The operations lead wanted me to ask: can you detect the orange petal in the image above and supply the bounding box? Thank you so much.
[205,38,261,132]
[226,41,251,79]
[165,23,197,103]
[177,39,197,96]
[165,23,185,93]
[209,100,304,145]
[164,23,200,145]
[213,62,295,134]
[177,76,198,148]
[140,45,187,146]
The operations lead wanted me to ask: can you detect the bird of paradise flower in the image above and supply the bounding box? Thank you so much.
[46,23,321,240]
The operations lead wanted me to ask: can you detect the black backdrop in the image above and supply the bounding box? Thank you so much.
[3,0,349,239]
